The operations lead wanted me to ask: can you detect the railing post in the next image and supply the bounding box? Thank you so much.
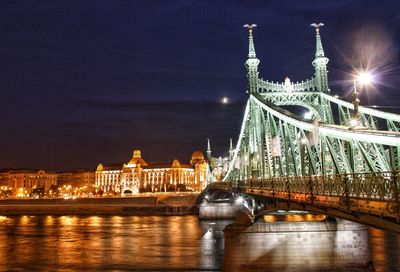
[391,170,400,218]
[308,175,314,204]
[286,176,291,202]
[271,177,275,199]
[343,173,350,210]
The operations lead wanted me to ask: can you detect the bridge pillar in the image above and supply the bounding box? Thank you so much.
[199,201,238,220]
[224,218,372,271]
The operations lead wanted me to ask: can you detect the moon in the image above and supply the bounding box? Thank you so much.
[221,97,229,104]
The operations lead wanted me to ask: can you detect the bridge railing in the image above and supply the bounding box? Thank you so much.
[211,171,400,205]
[258,78,317,93]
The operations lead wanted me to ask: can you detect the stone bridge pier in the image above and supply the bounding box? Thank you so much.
[224,212,373,271]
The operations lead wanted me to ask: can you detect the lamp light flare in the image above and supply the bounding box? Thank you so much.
[236,196,244,205]
[356,71,373,86]
[221,97,229,104]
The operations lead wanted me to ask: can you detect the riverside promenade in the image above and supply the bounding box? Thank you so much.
[0,193,200,216]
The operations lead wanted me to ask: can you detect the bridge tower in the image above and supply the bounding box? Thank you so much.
[244,24,260,94]
[311,23,329,93]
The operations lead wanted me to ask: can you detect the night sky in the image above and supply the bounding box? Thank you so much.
[1,0,400,171]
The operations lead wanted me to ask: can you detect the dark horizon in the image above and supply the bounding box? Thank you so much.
[1,0,400,171]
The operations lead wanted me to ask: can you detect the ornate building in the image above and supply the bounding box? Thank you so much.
[57,169,95,187]
[95,150,208,195]
[0,169,57,196]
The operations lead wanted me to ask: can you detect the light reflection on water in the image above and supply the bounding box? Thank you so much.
[0,215,396,271]
[369,228,400,272]
[0,215,229,271]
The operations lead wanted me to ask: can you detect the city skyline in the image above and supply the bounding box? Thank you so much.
[1,0,400,171]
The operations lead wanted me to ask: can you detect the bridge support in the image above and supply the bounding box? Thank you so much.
[224,218,373,271]
[199,201,238,220]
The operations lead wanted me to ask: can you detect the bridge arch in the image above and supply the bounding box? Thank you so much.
[250,200,400,234]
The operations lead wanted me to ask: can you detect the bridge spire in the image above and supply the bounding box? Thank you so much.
[206,138,212,163]
[229,138,234,161]
[244,24,257,58]
[243,24,260,94]
[311,23,329,93]
[311,23,325,57]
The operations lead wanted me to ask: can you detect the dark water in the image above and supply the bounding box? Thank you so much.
[369,228,400,272]
[0,215,397,271]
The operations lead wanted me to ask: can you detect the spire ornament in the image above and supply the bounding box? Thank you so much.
[310,23,325,58]
[311,23,329,92]
[243,24,260,94]
[243,24,257,58]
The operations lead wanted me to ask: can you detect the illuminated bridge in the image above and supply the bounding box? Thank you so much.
[207,24,400,234]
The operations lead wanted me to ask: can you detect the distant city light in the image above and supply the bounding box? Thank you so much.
[221,97,229,104]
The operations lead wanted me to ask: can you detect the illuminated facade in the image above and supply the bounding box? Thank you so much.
[0,169,58,196]
[57,170,95,187]
[96,150,208,194]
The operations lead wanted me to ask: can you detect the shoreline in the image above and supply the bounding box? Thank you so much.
[0,194,200,216]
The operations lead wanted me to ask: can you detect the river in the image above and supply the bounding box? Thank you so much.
[0,215,397,271]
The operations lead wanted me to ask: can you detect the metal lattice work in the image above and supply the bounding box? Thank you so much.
[224,25,400,182]
[211,171,400,227]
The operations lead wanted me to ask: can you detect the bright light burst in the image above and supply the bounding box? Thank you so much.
[335,23,400,103]
[356,71,374,86]
[236,196,244,205]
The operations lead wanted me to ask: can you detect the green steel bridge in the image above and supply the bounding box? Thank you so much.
[209,24,400,233]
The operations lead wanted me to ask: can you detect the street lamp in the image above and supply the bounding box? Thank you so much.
[351,71,373,129]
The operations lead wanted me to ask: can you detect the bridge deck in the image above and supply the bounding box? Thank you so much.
[209,172,400,233]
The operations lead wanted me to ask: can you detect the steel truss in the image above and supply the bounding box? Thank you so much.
[224,26,400,181]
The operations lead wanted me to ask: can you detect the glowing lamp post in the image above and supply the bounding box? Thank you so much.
[351,71,373,129]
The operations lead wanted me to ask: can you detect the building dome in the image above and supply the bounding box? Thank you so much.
[171,159,181,168]
[191,150,205,165]
[126,149,148,167]
[191,150,204,160]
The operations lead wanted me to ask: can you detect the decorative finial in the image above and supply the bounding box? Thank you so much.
[310,23,324,33]
[243,24,257,33]
[243,24,258,59]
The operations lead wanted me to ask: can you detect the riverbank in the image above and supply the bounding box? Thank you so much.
[0,194,200,216]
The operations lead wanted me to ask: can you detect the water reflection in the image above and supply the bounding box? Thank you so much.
[0,215,395,271]
[369,228,400,272]
[200,220,229,269]
[0,215,231,271]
